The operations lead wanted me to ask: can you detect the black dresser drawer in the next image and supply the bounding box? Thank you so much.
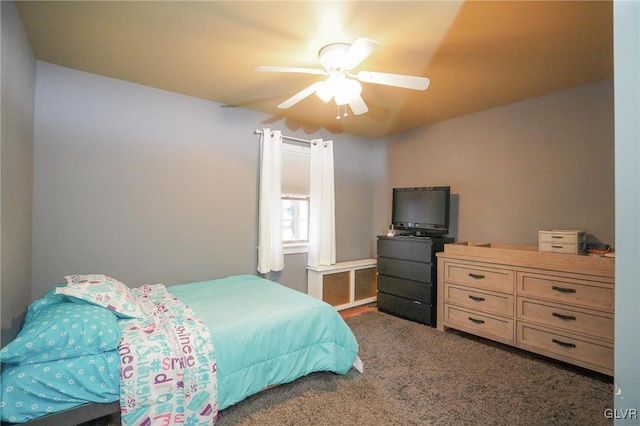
[377,292,434,325]
[377,237,432,262]
[377,257,432,283]
[378,275,432,302]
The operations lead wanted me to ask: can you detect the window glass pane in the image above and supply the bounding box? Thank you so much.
[282,196,309,243]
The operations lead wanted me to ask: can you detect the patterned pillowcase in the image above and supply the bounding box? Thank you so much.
[55,274,145,319]
[0,301,121,364]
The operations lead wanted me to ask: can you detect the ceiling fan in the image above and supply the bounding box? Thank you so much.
[254,38,430,118]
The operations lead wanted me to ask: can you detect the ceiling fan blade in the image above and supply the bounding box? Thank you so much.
[278,81,324,109]
[343,38,379,69]
[348,95,369,115]
[356,71,430,90]
[254,65,325,75]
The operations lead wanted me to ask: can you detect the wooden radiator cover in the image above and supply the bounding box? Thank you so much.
[354,267,377,301]
[322,271,351,306]
[307,259,377,310]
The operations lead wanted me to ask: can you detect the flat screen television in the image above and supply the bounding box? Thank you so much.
[392,186,450,236]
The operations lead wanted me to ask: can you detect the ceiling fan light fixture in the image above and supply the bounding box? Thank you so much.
[317,72,362,106]
[315,73,362,105]
[334,78,362,106]
[315,81,333,103]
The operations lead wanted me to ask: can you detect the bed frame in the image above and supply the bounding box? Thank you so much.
[0,401,120,426]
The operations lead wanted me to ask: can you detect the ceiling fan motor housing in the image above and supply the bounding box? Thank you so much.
[319,43,353,72]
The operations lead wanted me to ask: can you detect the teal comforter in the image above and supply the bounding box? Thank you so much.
[168,275,360,410]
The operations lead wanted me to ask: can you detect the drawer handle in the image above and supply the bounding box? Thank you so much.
[552,312,577,321]
[468,295,485,302]
[552,338,576,349]
[551,236,564,239]
[468,317,485,325]
[552,286,576,294]
[551,245,564,249]
[468,273,485,280]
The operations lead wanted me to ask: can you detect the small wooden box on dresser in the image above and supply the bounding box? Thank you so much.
[437,242,615,376]
[377,235,454,326]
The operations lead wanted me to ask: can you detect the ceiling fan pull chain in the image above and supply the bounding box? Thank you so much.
[336,104,341,120]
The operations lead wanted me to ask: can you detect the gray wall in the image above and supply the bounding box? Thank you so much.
[376,79,615,248]
[1,1,36,346]
[30,62,377,299]
[613,0,640,422]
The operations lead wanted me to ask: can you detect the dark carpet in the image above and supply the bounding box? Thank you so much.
[216,310,613,426]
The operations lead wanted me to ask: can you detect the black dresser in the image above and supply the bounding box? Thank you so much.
[376,235,454,326]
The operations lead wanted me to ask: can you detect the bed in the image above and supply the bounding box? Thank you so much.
[0,274,361,425]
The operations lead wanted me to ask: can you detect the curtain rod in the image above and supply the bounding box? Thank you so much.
[255,129,313,144]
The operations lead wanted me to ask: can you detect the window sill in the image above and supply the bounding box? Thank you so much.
[283,243,309,255]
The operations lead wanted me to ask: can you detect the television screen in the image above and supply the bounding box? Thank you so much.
[392,186,450,235]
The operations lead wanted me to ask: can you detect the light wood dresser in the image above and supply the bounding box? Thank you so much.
[436,242,614,375]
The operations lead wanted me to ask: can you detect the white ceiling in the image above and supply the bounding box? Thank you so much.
[16,1,613,138]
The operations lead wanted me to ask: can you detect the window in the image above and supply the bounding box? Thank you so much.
[282,195,309,243]
[281,143,310,254]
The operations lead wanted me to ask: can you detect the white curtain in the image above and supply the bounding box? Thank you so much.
[307,139,336,267]
[257,128,284,273]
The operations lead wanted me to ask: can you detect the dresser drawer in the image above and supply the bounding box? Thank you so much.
[517,272,614,309]
[517,323,613,372]
[538,242,583,254]
[378,238,432,262]
[517,297,613,340]
[444,284,514,316]
[378,257,432,283]
[443,263,513,293]
[378,275,432,302]
[378,292,433,325]
[443,305,514,341]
